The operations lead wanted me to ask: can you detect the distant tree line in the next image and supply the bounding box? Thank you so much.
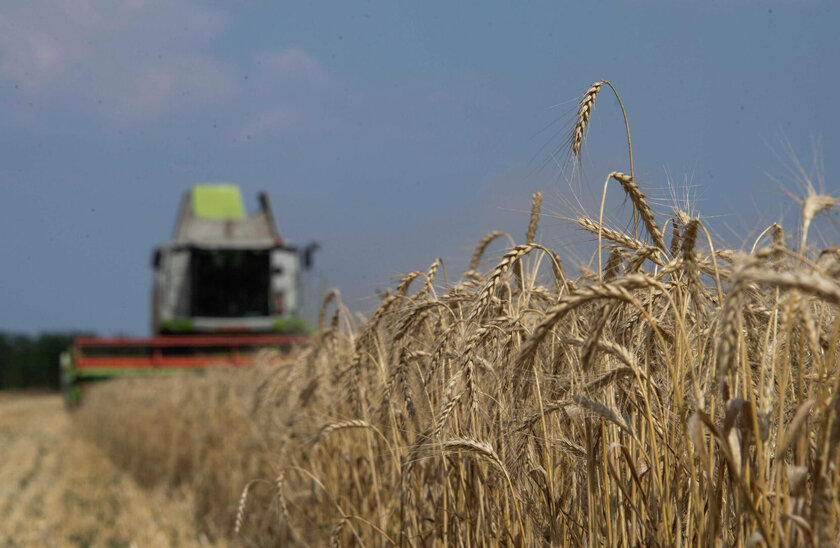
[0,332,85,390]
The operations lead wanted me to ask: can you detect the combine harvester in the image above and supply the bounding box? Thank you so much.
[61,184,316,404]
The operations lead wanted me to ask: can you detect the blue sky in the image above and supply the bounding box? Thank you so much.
[1,1,837,334]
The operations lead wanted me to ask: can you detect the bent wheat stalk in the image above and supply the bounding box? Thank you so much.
[572,80,638,235]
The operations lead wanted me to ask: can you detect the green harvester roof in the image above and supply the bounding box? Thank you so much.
[191,184,246,220]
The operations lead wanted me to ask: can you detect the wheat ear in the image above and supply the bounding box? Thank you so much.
[468,230,508,272]
[572,82,603,157]
[318,289,340,331]
[526,190,542,244]
[611,172,665,251]
[234,480,257,535]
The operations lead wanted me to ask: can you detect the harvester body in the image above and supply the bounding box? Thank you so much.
[62,185,311,404]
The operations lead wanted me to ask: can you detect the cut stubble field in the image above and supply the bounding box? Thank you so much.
[0,393,219,548]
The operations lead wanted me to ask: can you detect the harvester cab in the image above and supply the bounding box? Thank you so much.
[61,184,314,406]
[152,184,305,335]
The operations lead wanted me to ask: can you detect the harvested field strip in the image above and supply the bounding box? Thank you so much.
[0,394,214,547]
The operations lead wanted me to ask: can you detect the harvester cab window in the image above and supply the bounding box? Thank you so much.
[189,249,270,317]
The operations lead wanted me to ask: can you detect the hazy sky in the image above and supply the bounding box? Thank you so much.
[1,1,837,335]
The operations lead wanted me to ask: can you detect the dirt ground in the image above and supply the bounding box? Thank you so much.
[0,393,216,547]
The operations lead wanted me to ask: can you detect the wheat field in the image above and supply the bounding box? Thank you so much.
[77,82,840,547]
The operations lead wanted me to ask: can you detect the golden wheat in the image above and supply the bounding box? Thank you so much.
[74,80,840,547]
